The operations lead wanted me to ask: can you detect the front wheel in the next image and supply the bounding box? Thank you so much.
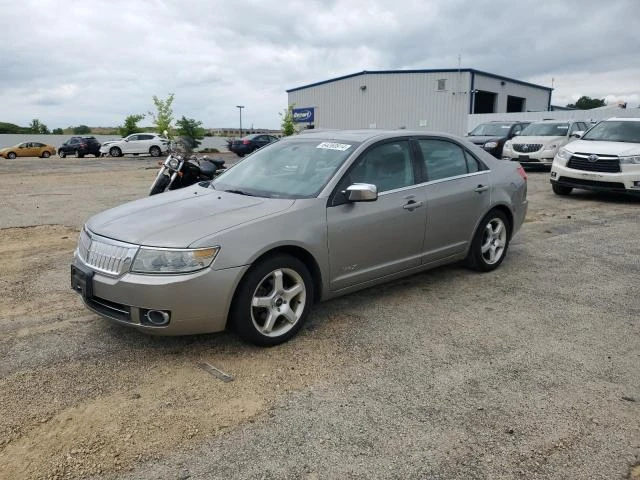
[58,150,66,158]
[465,210,511,272]
[149,174,170,195]
[552,184,572,196]
[230,255,313,346]
[74,150,84,158]
[149,146,161,157]
[7,152,16,159]
[109,147,122,157]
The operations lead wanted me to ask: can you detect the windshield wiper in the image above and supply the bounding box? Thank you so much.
[224,189,254,196]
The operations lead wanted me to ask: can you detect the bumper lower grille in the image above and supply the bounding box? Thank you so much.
[85,296,132,323]
[557,177,626,190]
[567,155,621,173]
[513,143,542,153]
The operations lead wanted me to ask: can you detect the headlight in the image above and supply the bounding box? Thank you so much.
[483,141,498,149]
[556,148,572,161]
[620,156,640,165]
[167,158,180,169]
[504,140,512,149]
[131,246,219,274]
[544,144,558,151]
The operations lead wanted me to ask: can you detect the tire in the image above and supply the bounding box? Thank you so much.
[74,150,84,158]
[230,254,314,346]
[465,209,511,272]
[552,184,572,196]
[236,153,245,157]
[58,150,66,158]
[109,147,122,157]
[7,152,16,159]
[149,146,161,157]
[42,151,51,158]
[149,175,170,195]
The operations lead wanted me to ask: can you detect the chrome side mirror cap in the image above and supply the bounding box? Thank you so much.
[346,183,378,202]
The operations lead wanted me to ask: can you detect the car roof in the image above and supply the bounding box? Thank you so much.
[292,129,464,143]
[487,120,529,124]
[606,117,640,122]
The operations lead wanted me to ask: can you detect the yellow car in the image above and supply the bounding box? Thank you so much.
[0,142,57,159]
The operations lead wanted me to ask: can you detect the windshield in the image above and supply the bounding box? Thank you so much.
[212,138,358,198]
[582,120,640,143]
[520,123,569,136]
[469,123,513,136]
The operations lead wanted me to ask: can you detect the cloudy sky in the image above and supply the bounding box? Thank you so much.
[2,0,638,130]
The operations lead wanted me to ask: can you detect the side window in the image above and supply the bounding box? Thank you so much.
[465,151,480,173]
[138,134,152,140]
[418,139,470,181]
[512,124,522,136]
[344,140,414,193]
[569,123,580,135]
[127,135,138,141]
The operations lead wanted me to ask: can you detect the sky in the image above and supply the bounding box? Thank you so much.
[2,0,638,130]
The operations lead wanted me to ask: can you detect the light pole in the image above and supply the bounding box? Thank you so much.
[236,105,244,137]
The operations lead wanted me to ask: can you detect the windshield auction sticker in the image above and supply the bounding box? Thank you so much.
[316,142,352,151]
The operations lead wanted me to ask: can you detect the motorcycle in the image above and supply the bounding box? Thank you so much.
[149,143,226,196]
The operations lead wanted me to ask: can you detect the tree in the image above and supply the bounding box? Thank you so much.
[149,93,175,136]
[175,116,206,149]
[73,125,91,134]
[279,104,295,136]
[30,118,50,134]
[118,114,145,137]
[567,96,606,110]
[52,128,64,135]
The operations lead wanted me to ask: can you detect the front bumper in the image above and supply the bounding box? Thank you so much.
[503,147,557,166]
[550,162,640,196]
[71,255,248,335]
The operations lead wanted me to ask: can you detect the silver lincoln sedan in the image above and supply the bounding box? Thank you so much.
[71,130,528,346]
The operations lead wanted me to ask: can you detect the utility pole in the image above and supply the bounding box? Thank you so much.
[236,105,244,137]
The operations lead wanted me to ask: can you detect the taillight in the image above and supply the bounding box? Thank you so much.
[242,139,250,145]
[517,165,527,181]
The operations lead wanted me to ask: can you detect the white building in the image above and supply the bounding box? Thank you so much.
[286,69,553,136]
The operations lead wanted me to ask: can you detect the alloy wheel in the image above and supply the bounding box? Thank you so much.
[480,217,507,265]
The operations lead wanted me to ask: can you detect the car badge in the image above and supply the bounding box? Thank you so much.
[587,154,599,162]
[522,145,528,151]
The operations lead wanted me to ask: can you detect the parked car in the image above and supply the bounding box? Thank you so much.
[0,142,56,159]
[502,120,590,168]
[58,136,102,158]
[100,133,170,157]
[466,121,530,158]
[229,133,278,157]
[71,129,528,346]
[550,117,640,196]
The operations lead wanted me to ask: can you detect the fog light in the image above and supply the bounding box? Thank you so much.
[633,181,640,188]
[142,309,171,326]
[550,171,557,179]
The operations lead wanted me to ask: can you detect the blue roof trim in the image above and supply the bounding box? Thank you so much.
[286,68,553,93]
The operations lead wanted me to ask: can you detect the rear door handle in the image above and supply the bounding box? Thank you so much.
[403,200,423,211]
[474,184,489,193]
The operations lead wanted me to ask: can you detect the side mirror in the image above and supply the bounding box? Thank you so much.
[513,131,521,136]
[345,183,378,202]
[571,131,584,138]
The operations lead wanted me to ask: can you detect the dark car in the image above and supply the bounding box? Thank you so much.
[466,121,530,159]
[58,136,102,158]
[229,134,278,157]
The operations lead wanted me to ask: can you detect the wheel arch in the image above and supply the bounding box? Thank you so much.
[489,203,514,239]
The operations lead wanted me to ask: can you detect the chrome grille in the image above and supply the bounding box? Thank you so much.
[76,229,139,276]
[567,153,621,173]
[513,143,543,153]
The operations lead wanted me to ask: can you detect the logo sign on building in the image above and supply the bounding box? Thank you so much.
[292,107,314,123]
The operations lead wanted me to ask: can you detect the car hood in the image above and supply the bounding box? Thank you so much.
[466,135,504,144]
[564,140,640,156]
[86,186,295,248]
[511,135,564,145]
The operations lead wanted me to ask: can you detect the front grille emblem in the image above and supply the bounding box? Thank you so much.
[522,145,529,151]
[587,154,599,163]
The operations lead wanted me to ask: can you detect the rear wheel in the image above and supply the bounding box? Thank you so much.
[465,210,511,272]
[7,152,16,159]
[42,151,51,158]
[552,184,572,196]
[109,147,122,157]
[230,254,313,346]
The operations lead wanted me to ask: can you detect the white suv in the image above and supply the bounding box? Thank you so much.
[100,133,170,157]
[502,120,589,168]
[550,117,640,196]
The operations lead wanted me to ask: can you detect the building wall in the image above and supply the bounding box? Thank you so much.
[472,74,550,113]
[288,71,472,135]
[288,70,553,136]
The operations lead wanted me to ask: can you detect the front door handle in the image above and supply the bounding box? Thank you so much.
[403,200,423,211]
[474,184,489,193]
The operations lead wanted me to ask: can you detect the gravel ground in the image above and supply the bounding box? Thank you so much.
[0,156,638,480]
